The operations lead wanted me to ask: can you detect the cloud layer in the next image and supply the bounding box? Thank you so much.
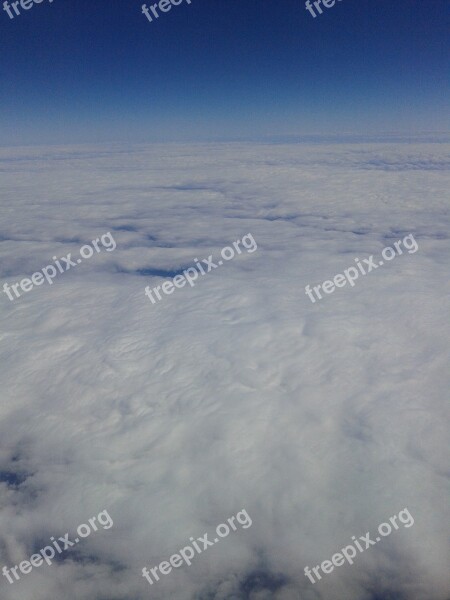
[0,142,449,599]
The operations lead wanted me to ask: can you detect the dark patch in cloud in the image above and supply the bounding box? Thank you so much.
[113,266,188,278]
[383,229,448,242]
[351,228,373,236]
[359,158,450,171]
[0,470,29,487]
[28,537,69,564]
[148,238,177,248]
[239,569,290,595]
[112,225,139,233]
[263,215,300,223]
[56,237,85,244]
[135,267,186,278]
[367,589,410,600]
[68,551,127,573]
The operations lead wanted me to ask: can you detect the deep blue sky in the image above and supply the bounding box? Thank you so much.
[0,0,448,145]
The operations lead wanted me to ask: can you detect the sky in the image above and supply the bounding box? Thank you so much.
[0,0,449,145]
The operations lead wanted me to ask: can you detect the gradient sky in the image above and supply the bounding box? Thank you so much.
[0,0,448,145]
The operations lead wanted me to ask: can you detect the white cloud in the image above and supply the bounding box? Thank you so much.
[0,141,449,599]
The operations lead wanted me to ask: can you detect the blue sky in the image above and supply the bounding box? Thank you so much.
[0,0,448,145]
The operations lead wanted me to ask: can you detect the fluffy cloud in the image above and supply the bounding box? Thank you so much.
[0,141,449,599]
